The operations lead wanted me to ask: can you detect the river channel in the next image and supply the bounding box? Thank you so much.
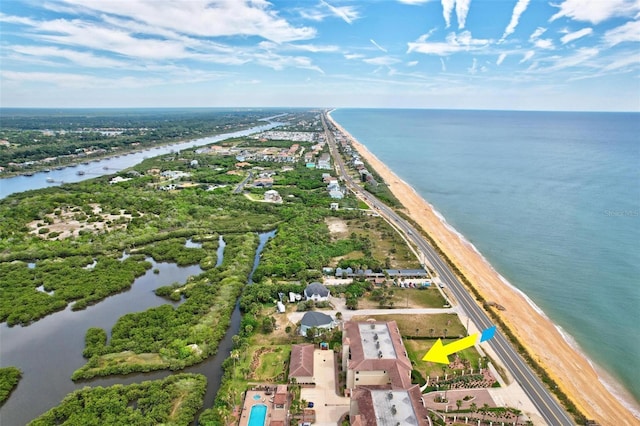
[0,120,281,424]
[0,118,282,199]
[0,231,274,425]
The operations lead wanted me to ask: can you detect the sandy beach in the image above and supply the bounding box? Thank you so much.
[327,111,640,425]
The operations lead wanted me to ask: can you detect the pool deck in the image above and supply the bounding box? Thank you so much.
[239,386,288,426]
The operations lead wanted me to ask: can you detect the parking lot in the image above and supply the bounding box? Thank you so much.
[300,349,350,425]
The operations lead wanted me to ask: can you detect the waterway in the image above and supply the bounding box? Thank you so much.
[0,120,282,200]
[0,230,274,425]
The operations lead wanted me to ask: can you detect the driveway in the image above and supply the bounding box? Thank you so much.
[300,349,350,426]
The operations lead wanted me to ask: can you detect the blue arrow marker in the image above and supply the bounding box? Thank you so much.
[480,325,496,342]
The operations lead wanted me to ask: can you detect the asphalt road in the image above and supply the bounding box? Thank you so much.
[322,112,575,425]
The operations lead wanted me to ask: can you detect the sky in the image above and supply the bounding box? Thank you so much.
[1,0,639,111]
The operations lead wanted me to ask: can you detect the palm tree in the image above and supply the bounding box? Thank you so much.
[456,399,463,411]
[470,402,477,413]
[481,403,490,421]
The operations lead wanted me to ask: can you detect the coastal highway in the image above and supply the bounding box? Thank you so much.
[321,112,575,425]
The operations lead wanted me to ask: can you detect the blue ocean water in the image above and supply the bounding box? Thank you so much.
[331,109,640,406]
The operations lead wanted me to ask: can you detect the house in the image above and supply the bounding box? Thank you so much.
[273,385,288,409]
[264,190,282,203]
[289,344,315,384]
[304,282,330,301]
[317,153,331,170]
[349,386,429,426]
[109,176,132,185]
[341,320,413,392]
[329,189,344,199]
[299,311,335,336]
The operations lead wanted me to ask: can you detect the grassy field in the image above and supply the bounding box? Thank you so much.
[250,345,291,382]
[351,313,466,338]
[404,339,482,377]
[359,287,447,309]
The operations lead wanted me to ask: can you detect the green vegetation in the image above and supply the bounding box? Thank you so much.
[73,233,258,379]
[0,367,22,404]
[28,374,206,426]
[0,109,283,173]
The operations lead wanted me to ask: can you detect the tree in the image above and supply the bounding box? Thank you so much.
[456,399,462,411]
[470,402,477,413]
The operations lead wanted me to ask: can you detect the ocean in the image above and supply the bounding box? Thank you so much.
[331,109,640,408]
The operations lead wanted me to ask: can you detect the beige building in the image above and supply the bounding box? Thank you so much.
[342,321,413,394]
[350,386,429,426]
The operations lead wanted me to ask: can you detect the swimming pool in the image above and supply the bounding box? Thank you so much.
[248,404,267,426]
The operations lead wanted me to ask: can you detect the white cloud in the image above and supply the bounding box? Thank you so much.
[468,57,478,74]
[56,0,316,43]
[407,30,490,55]
[440,57,447,71]
[602,53,640,71]
[520,51,535,63]
[501,0,531,41]
[363,56,401,66]
[604,20,640,46]
[535,39,554,49]
[1,70,165,89]
[320,0,360,24]
[440,0,471,29]
[398,0,432,4]
[441,0,455,28]
[542,47,600,71]
[407,60,419,66]
[344,53,364,60]
[550,0,640,24]
[530,27,547,40]
[370,39,388,53]
[496,53,507,65]
[455,0,472,29]
[561,28,594,44]
[9,45,126,68]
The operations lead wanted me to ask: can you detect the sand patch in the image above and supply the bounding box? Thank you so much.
[28,203,138,239]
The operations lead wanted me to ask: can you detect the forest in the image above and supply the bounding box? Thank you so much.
[28,374,206,426]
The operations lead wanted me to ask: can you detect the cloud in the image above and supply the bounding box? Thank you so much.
[407,30,490,55]
[468,58,477,74]
[455,0,472,29]
[53,0,316,43]
[604,20,640,46]
[530,27,547,40]
[550,0,640,24]
[363,56,401,66]
[397,0,432,4]
[496,53,507,65]
[534,39,554,49]
[602,52,640,71]
[9,45,126,68]
[1,70,165,89]
[407,60,419,66]
[440,58,447,71]
[441,0,455,28]
[320,0,360,24]
[520,51,535,63]
[501,0,531,41]
[561,28,594,44]
[370,39,388,53]
[440,0,472,29]
[540,47,600,71]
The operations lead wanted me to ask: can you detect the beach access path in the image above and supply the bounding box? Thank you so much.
[324,110,640,425]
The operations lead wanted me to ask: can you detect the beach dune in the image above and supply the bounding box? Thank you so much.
[327,111,640,425]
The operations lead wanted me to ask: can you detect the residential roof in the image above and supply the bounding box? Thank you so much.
[273,385,288,405]
[350,385,429,426]
[300,311,333,327]
[343,321,413,388]
[304,282,330,297]
[289,344,315,378]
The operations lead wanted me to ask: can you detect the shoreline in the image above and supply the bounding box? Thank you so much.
[327,111,640,424]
